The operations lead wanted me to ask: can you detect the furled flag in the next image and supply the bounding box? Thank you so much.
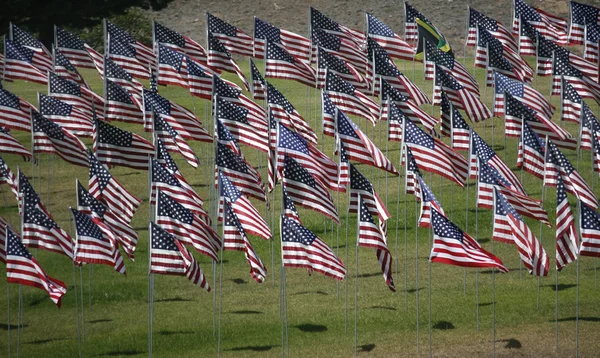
[379,80,437,131]
[156,190,221,261]
[216,142,265,201]
[77,180,138,260]
[48,72,105,118]
[536,36,597,83]
[0,126,32,160]
[265,41,316,88]
[311,29,367,70]
[6,227,67,306]
[39,94,93,138]
[552,49,600,105]
[309,7,365,47]
[54,26,97,68]
[267,81,318,145]
[517,121,546,180]
[53,47,89,88]
[153,22,208,65]
[366,13,415,61]
[561,78,583,123]
[249,59,267,100]
[545,141,598,209]
[71,208,126,274]
[0,158,18,202]
[493,188,549,276]
[512,0,568,47]
[439,91,471,151]
[282,155,339,223]
[493,71,555,119]
[105,20,155,71]
[218,171,271,240]
[317,48,369,92]
[414,173,446,228]
[89,152,141,224]
[31,111,89,167]
[0,86,35,132]
[583,21,600,63]
[152,114,199,168]
[254,17,311,62]
[325,71,379,125]
[467,7,518,50]
[424,41,479,95]
[336,109,398,175]
[22,205,74,259]
[430,208,508,272]
[434,66,491,122]
[3,39,48,84]
[213,76,266,126]
[580,201,600,257]
[9,24,53,72]
[93,119,154,170]
[347,164,391,222]
[106,35,150,80]
[357,195,395,291]
[0,53,4,80]
[568,1,600,45]
[469,130,525,194]
[207,13,253,57]
[404,117,468,186]
[150,222,210,290]
[503,92,577,150]
[104,79,144,123]
[555,177,579,270]
[404,2,429,42]
[207,33,250,90]
[280,215,346,280]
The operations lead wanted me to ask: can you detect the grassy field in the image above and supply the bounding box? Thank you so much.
[0,56,599,357]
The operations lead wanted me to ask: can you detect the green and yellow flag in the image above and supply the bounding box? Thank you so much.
[415,18,452,61]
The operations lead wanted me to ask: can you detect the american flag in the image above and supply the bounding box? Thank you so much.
[593,132,600,176]
[553,50,600,104]
[309,7,365,48]
[469,130,525,194]
[404,117,468,187]
[153,22,208,65]
[77,180,138,260]
[89,152,141,224]
[282,155,339,223]
[104,79,144,124]
[430,208,508,272]
[493,188,549,277]
[366,13,415,61]
[379,80,437,132]
[221,200,267,283]
[476,27,533,85]
[583,21,600,63]
[580,103,600,150]
[152,114,199,168]
[537,36,597,83]
[143,89,212,141]
[317,48,369,93]
[425,41,479,96]
[54,27,96,68]
[321,91,338,137]
[517,19,540,57]
[0,217,10,263]
[325,71,379,125]
[249,59,267,100]
[71,208,126,274]
[31,110,89,167]
[512,0,568,47]
[218,171,271,240]
[212,76,266,128]
[0,53,4,80]
[105,20,155,72]
[207,13,254,57]
[439,91,471,151]
[106,35,150,80]
[493,71,555,119]
[3,39,49,85]
[0,158,18,203]
[386,102,406,142]
[568,1,600,45]
[467,7,518,50]
[157,45,191,89]
[216,143,265,202]
[311,29,367,70]
[580,201,600,257]
[22,204,73,259]
[149,222,210,290]
[357,195,395,291]
[215,96,269,153]
[503,92,577,150]
[0,86,35,132]
[94,119,154,170]
[265,41,316,88]
[267,81,318,145]
[18,169,50,217]
[9,24,53,72]
[336,109,398,175]
[517,121,546,180]
[156,190,221,262]
[6,227,67,306]
[555,177,579,270]
[254,17,311,62]
[282,187,302,223]
[49,72,105,118]
[103,56,144,98]
[347,163,391,221]
[207,33,250,90]
[414,173,445,228]
[434,66,491,123]
[404,2,429,43]
[484,45,524,86]
[561,78,583,123]
[39,93,93,137]
[404,145,420,195]
[53,47,89,88]
[280,215,346,280]
[545,141,598,210]
[0,126,32,160]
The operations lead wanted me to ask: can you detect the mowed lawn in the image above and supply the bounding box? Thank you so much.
[1,56,600,358]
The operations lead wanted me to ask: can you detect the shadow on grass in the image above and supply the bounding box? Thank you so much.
[134,226,149,232]
[158,330,194,336]
[407,287,423,293]
[432,321,455,330]
[498,338,521,349]
[358,272,382,278]
[294,290,328,296]
[28,295,50,307]
[478,302,495,307]
[190,183,209,188]
[369,305,396,311]
[99,349,145,356]
[480,268,518,274]
[478,238,490,244]
[295,323,328,333]
[227,345,274,352]
[25,338,66,345]
[543,283,576,292]
[155,297,194,303]
[120,172,141,177]
[555,316,600,322]
[89,319,112,324]
[230,310,263,315]
[359,344,376,352]
[231,278,247,284]
[0,323,26,330]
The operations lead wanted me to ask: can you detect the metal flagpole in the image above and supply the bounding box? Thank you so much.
[465,131,472,294]
[354,197,360,358]
[68,204,82,358]
[345,187,350,334]
[491,207,496,358]
[537,184,546,310]
[17,285,22,358]
[475,156,481,330]
[555,252,559,352]
[7,282,10,358]
[75,180,86,343]
[148,157,155,358]
[576,201,581,358]
[210,93,217,337]
[217,174,224,357]
[428,225,432,358]
[415,197,420,354]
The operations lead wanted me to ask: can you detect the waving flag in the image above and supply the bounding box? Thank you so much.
[346,164,390,222]
[152,114,198,168]
[267,81,318,145]
[561,78,584,123]
[414,173,445,228]
[106,35,150,80]
[493,71,555,119]
[6,228,67,306]
[555,177,579,271]
[537,36,597,83]
[94,119,154,170]
[31,111,89,167]
[513,0,568,47]
[39,94,92,137]
[468,7,518,50]
[569,1,600,44]
[150,222,209,290]
[309,7,365,46]
[9,24,52,72]
[475,26,532,83]
[366,13,415,61]
[583,21,600,63]
[380,80,437,131]
[580,201,600,257]
[53,47,89,88]
[439,91,471,151]
[254,17,311,62]
[18,170,49,217]
[434,66,491,122]
[580,103,600,150]
[102,56,144,97]
[553,50,600,104]
[325,71,379,125]
[0,158,18,203]
[207,13,253,57]
[48,72,104,118]
[3,39,48,84]
[213,76,266,126]
[311,29,367,70]
[249,59,267,100]
[215,96,268,153]
[0,87,35,132]
[55,26,97,68]
[216,143,265,201]
[153,22,208,65]
[0,218,10,263]
[317,48,369,92]
[425,41,479,95]
[265,41,316,87]
[104,79,143,123]
[22,204,73,259]
[0,127,31,160]
[105,20,155,70]
[207,33,250,90]
[517,121,546,180]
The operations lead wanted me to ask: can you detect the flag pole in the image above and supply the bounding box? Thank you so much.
[354,195,360,357]
[400,120,409,312]
[217,173,224,357]
[6,280,10,358]
[475,157,480,331]
[210,91,218,337]
[491,192,497,358]
[415,194,420,354]
[148,157,155,358]
[537,184,546,310]
[576,201,581,357]
[17,284,22,358]
[428,223,433,357]
[74,179,86,342]
[465,130,472,294]
[68,200,82,358]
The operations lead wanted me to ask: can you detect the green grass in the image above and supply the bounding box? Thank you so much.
[0,57,599,357]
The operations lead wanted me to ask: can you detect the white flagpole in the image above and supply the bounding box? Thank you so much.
[354,195,360,357]
[475,156,480,330]
[217,173,224,357]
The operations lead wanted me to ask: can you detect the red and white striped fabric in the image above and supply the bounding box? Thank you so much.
[516,121,546,180]
[311,29,367,71]
[493,71,555,119]
[53,47,90,88]
[106,36,150,80]
[215,97,269,154]
[48,72,105,119]
[325,71,379,125]
[580,201,600,257]
[0,87,34,132]
[214,143,265,202]
[366,13,415,61]
[0,127,32,160]
[31,111,89,167]
[22,206,74,259]
[254,17,311,62]
[55,27,96,69]
[207,33,250,90]
[9,24,53,72]
[0,158,18,204]
[317,48,370,93]
[512,0,568,47]
[555,177,579,271]
[267,81,318,146]
[38,94,93,138]
[207,13,254,57]
[93,119,154,171]
[153,22,208,65]
[249,59,267,100]
[508,209,550,277]
[380,80,437,132]
[105,20,155,73]
[3,39,49,85]
[467,7,518,51]
[152,114,199,168]
[266,41,316,88]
